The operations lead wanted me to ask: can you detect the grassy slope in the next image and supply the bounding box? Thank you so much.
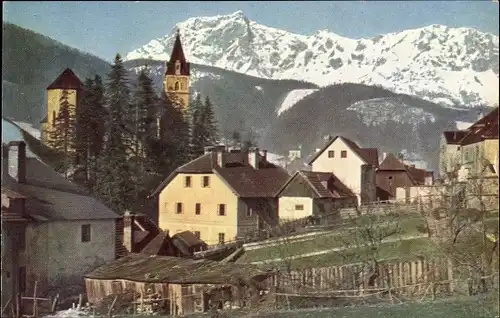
[236,216,428,264]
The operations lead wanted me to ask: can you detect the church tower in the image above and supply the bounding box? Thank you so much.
[40,68,83,145]
[163,29,190,111]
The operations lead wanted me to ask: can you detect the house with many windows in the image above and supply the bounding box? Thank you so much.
[1,141,119,303]
[307,136,379,205]
[149,146,290,245]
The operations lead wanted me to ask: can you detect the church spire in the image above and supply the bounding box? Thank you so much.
[169,28,186,64]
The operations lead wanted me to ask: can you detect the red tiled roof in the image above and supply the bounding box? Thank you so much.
[308,136,379,167]
[150,151,290,198]
[47,68,84,90]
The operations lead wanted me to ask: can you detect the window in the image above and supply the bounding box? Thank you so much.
[328,150,335,158]
[195,203,201,215]
[388,176,393,180]
[457,146,461,151]
[19,266,26,293]
[295,204,304,210]
[218,204,226,216]
[52,110,56,127]
[174,81,180,91]
[202,176,210,188]
[341,150,347,158]
[184,176,192,187]
[194,231,201,239]
[246,207,253,217]
[176,202,183,214]
[81,224,91,243]
[218,233,225,245]
[175,61,181,75]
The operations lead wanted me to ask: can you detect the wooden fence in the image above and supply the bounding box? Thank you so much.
[264,258,456,297]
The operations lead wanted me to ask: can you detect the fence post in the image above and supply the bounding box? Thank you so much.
[32,281,38,318]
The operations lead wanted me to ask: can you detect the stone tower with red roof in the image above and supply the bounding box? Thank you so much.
[163,29,191,111]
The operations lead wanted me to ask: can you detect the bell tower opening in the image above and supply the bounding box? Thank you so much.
[163,28,190,112]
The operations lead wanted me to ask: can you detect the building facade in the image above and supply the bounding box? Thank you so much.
[150,146,290,245]
[308,136,379,205]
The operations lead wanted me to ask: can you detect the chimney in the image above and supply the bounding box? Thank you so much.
[8,141,27,183]
[262,149,268,162]
[208,145,226,168]
[204,146,215,155]
[248,147,259,169]
[123,210,135,253]
[382,152,387,161]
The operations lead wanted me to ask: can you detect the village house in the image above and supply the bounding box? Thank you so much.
[149,146,290,246]
[84,253,273,316]
[307,135,379,205]
[1,141,120,303]
[275,170,357,222]
[376,152,434,201]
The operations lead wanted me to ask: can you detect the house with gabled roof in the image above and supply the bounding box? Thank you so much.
[275,170,357,221]
[149,146,290,246]
[1,141,120,301]
[307,135,379,205]
[376,153,434,201]
[439,107,499,181]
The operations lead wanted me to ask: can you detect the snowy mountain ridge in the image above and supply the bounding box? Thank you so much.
[125,10,499,108]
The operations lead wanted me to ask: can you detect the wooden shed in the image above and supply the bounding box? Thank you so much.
[84,253,273,316]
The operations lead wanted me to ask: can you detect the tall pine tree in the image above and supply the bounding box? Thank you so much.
[48,89,77,177]
[201,96,218,146]
[133,68,158,157]
[93,54,134,213]
[188,93,205,158]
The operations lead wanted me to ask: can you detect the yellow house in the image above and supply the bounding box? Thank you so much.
[40,68,83,146]
[150,146,290,246]
[163,29,190,110]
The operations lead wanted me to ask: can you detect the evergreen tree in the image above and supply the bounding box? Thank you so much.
[149,93,191,176]
[201,96,218,145]
[48,89,77,177]
[188,93,205,158]
[93,54,134,213]
[132,68,158,157]
[75,76,106,186]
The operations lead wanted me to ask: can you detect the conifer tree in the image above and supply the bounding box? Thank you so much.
[48,89,77,177]
[133,68,158,157]
[93,54,134,213]
[201,96,218,145]
[188,93,205,158]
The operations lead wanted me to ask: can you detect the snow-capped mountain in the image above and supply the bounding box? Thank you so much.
[125,10,499,108]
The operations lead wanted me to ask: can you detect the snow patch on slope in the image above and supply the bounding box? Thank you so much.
[455,121,473,130]
[277,89,319,116]
[347,98,436,127]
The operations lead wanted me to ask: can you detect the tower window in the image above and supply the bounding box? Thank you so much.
[174,81,180,91]
[175,60,181,75]
[52,110,56,127]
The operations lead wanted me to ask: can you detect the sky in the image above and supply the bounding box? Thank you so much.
[3,1,499,62]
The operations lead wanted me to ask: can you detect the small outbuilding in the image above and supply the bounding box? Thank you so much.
[84,253,273,316]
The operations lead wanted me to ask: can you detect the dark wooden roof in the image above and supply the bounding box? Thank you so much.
[276,170,355,199]
[47,68,83,90]
[85,253,272,284]
[443,131,468,145]
[172,231,206,249]
[308,136,379,167]
[141,232,172,255]
[443,108,498,146]
[378,153,407,171]
[150,151,290,198]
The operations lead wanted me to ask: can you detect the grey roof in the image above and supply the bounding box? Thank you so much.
[3,155,119,221]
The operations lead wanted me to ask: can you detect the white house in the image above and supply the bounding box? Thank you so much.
[308,136,379,205]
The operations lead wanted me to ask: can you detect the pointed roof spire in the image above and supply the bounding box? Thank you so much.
[169,28,186,63]
[47,68,83,90]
